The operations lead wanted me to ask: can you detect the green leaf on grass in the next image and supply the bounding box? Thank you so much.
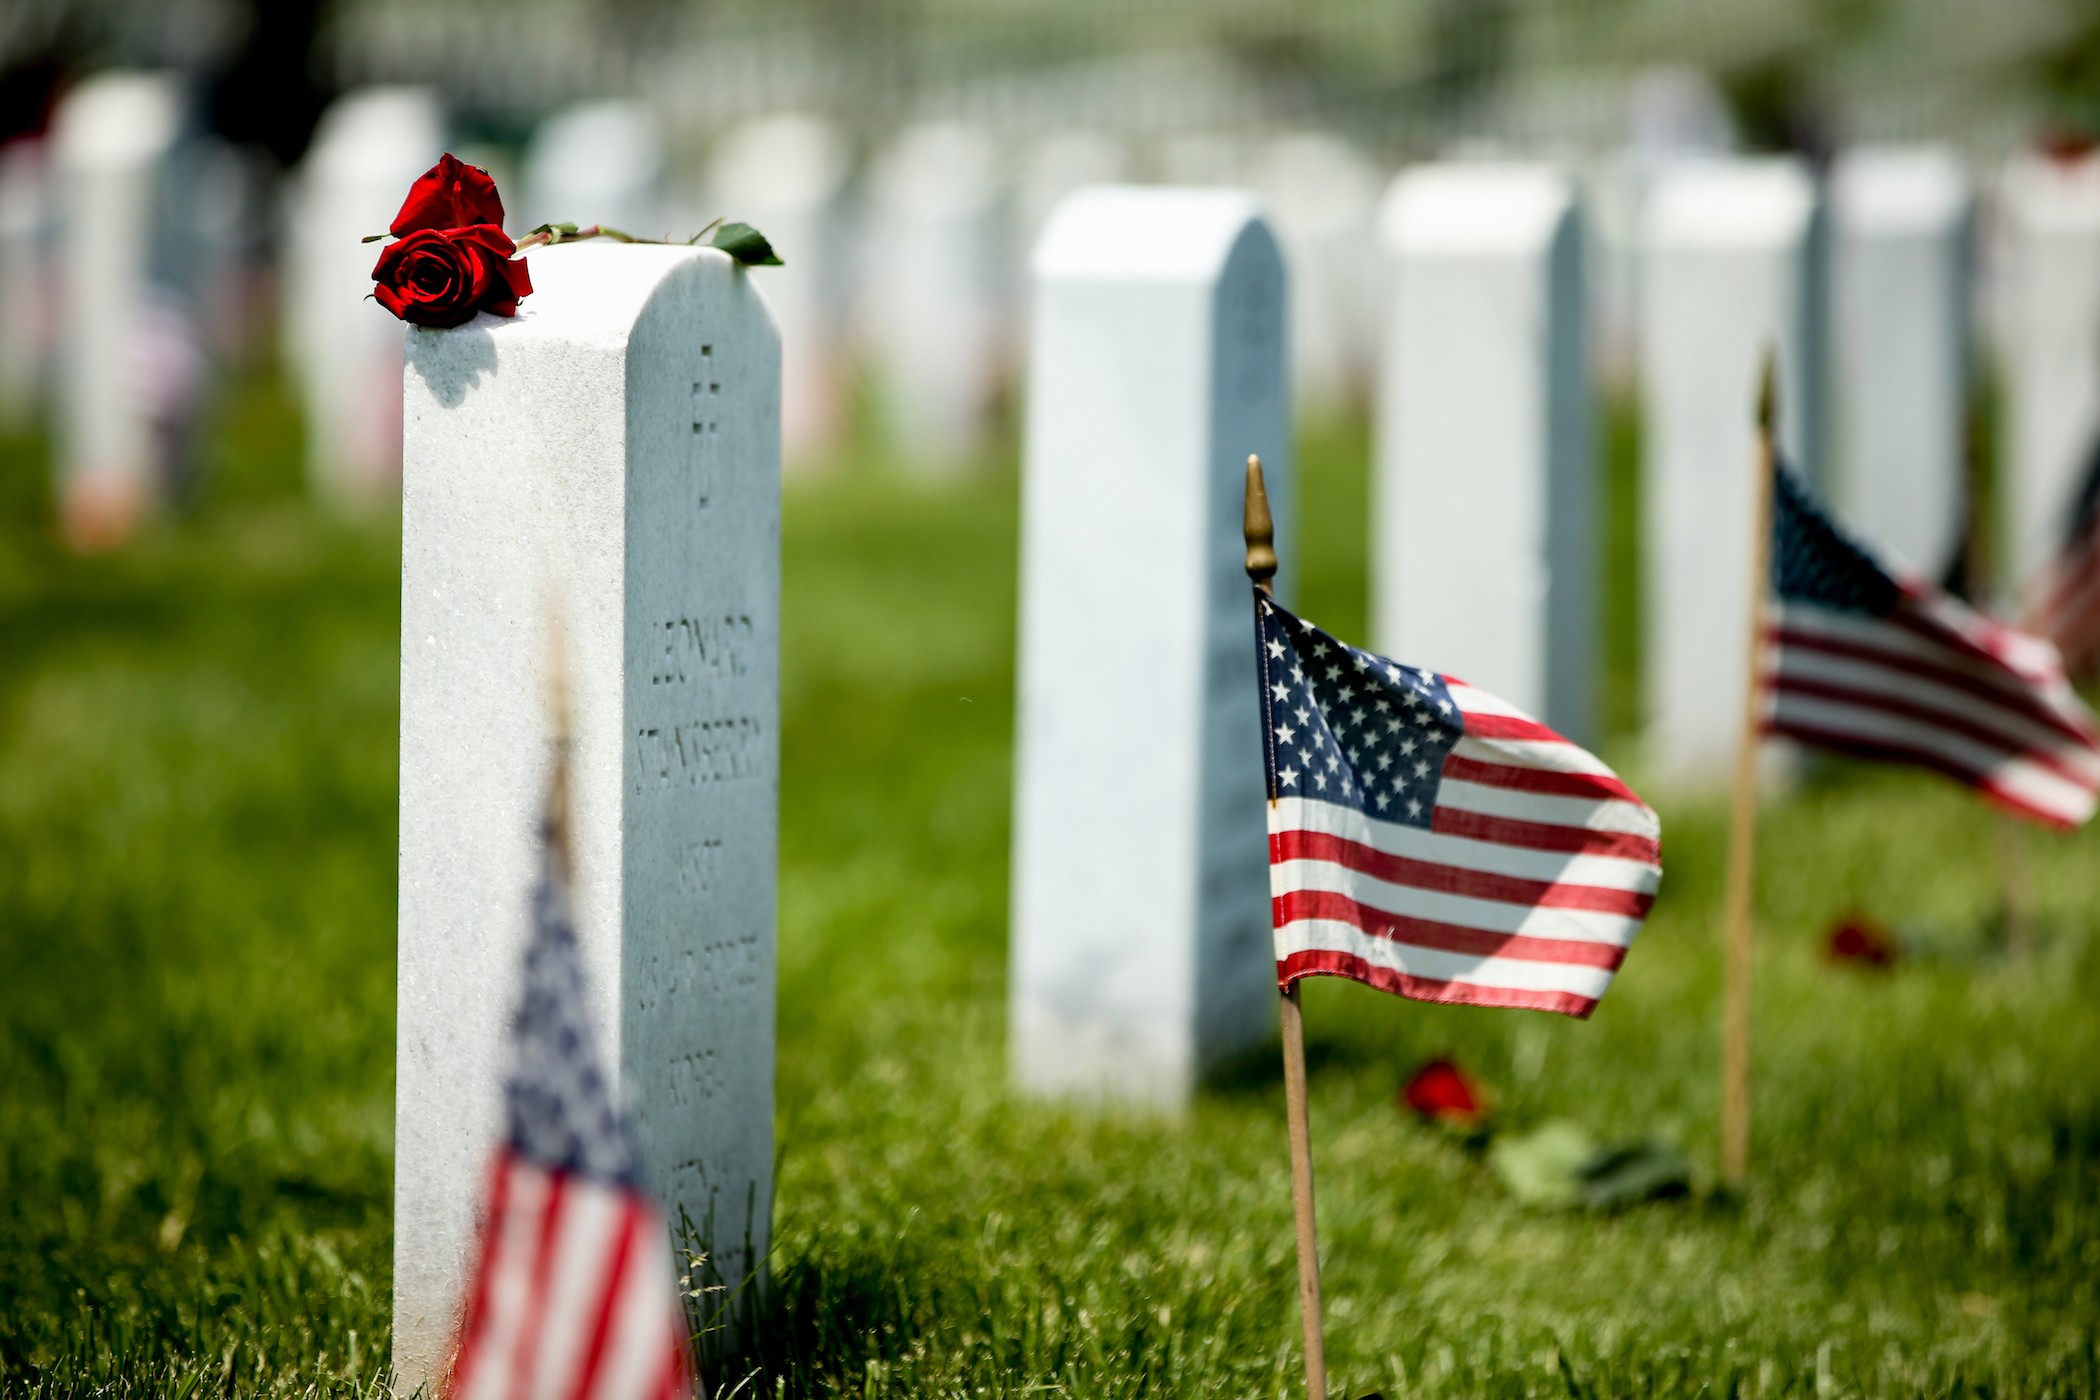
[709,221,783,266]
[1489,1120,1597,1207]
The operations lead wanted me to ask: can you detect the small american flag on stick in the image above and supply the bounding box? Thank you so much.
[1255,597,1662,1019]
[444,751,697,1400]
[1764,459,2100,829]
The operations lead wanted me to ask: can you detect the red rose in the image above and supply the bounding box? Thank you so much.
[1401,1058,1486,1127]
[391,152,507,237]
[372,224,534,328]
[1824,913,1897,969]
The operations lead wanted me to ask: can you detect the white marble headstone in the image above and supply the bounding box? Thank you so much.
[395,243,779,1390]
[49,70,187,543]
[1832,145,1973,579]
[284,87,443,507]
[862,122,1009,471]
[1640,157,1826,784]
[1999,151,2100,591]
[1012,185,1289,1107]
[705,113,852,468]
[1255,132,1382,412]
[522,100,666,239]
[1375,163,1592,743]
[0,139,49,428]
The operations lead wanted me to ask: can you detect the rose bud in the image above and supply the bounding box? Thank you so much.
[372,224,533,328]
[391,152,507,237]
[1401,1057,1488,1129]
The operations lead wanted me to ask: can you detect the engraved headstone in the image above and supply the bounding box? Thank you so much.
[1832,145,1973,578]
[705,113,851,467]
[522,100,665,240]
[1013,186,1289,1107]
[283,87,443,506]
[1255,131,1382,411]
[862,123,1008,470]
[2000,150,2100,590]
[48,71,191,546]
[1375,164,1592,743]
[395,243,778,1389]
[1640,157,1826,783]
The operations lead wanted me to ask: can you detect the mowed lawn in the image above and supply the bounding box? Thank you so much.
[1,371,2097,1398]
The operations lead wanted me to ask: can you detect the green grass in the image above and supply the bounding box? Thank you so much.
[2,373,2097,1398]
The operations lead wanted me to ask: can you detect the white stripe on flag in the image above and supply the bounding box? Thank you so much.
[1272,919,1618,1000]
[1433,778,1660,836]
[521,1176,626,1400]
[1271,796,1660,891]
[1450,733,1618,778]
[1268,856,1646,946]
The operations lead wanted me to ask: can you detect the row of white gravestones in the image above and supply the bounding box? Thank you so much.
[1641,157,1828,785]
[1373,163,1593,745]
[283,87,444,507]
[1011,186,1289,1105]
[393,243,780,1390]
[522,100,665,238]
[2000,150,2100,594]
[49,69,207,548]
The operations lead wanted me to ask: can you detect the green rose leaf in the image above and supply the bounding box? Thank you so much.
[709,221,783,267]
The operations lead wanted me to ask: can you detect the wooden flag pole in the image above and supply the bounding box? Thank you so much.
[1245,454,1328,1400]
[1720,357,1778,1191]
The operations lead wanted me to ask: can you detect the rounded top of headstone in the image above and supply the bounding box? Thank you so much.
[1032,184,1275,283]
[51,71,181,169]
[523,101,665,236]
[1380,162,1574,255]
[871,123,999,214]
[420,242,757,345]
[1831,145,1971,232]
[1641,156,1817,250]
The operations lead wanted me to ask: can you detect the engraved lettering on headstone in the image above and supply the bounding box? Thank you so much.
[689,343,721,509]
[633,714,765,790]
[650,613,756,686]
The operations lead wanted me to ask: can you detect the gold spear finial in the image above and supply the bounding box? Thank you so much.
[543,600,575,879]
[1757,349,1779,434]
[1243,454,1277,596]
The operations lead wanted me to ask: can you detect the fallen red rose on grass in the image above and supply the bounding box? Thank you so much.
[371,224,533,328]
[1401,1058,1487,1127]
[1825,912,1898,969]
[391,151,506,236]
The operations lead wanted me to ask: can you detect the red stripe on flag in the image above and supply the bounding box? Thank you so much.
[1273,889,1630,968]
[1761,717,2081,830]
[1769,673,2095,785]
[1429,805,1661,863]
[444,1151,516,1400]
[564,1199,644,1400]
[1769,624,2090,745]
[507,1168,571,1398]
[1278,947,1599,1018]
[651,1324,694,1400]
[1459,712,1567,744]
[1440,753,1644,805]
[1271,828,1655,917]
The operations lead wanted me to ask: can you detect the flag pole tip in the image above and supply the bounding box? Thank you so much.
[1243,454,1277,591]
[1757,351,1779,432]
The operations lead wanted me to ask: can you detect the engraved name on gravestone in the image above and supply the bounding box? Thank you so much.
[1640,157,1826,785]
[1375,163,1592,743]
[1012,186,1290,1107]
[394,243,779,1392]
[1832,145,1973,578]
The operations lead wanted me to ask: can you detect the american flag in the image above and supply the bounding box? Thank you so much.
[444,807,696,1400]
[1255,596,1661,1019]
[2023,442,2100,680]
[1765,459,2100,829]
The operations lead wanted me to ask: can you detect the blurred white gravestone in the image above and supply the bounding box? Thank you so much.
[1013,186,1289,1107]
[1013,130,1129,344]
[523,100,665,239]
[284,87,443,506]
[394,244,779,1390]
[1375,164,1593,743]
[1255,131,1382,411]
[0,140,49,428]
[1640,158,1826,784]
[706,113,852,467]
[49,71,188,546]
[2000,151,2100,590]
[1832,146,1973,578]
[863,122,1008,470]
